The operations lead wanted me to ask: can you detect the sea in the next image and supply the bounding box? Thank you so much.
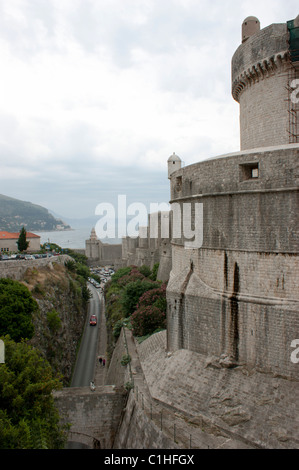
[34,226,122,251]
[35,227,91,250]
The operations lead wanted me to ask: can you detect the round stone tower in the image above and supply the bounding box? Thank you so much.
[232,18,296,150]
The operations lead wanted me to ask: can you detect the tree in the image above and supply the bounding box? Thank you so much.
[113,266,145,287]
[0,278,37,342]
[65,259,76,271]
[138,265,151,278]
[67,250,88,265]
[0,336,67,449]
[136,283,167,312]
[75,262,90,280]
[131,283,167,337]
[47,309,62,334]
[17,227,29,252]
[110,266,132,285]
[121,279,160,317]
[150,263,160,281]
[41,242,62,252]
[105,266,165,344]
[131,305,166,337]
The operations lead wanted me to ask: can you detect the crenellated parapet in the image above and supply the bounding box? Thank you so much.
[232,51,290,103]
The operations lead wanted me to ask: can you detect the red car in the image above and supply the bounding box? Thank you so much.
[89,315,97,326]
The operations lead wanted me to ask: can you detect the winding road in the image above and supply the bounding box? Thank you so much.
[70,283,102,387]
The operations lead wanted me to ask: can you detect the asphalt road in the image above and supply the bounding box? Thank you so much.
[70,283,101,387]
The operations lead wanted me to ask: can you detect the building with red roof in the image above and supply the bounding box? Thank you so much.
[0,231,41,253]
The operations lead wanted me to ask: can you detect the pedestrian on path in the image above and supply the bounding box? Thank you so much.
[90,381,95,391]
[103,358,106,366]
[99,357,102,365]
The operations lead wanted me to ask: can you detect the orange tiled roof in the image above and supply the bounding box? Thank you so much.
[0,231,40,239]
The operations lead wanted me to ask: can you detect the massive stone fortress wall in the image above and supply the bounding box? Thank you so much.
[166,17,299,382]
[232,23,296,150]
[167,145,299,379]
[170,146,298,254]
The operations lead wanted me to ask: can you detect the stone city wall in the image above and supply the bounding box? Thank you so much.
[86,239,122,267]
[167,145,299,379]
[120,213,172,281]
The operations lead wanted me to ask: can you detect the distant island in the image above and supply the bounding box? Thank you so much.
[0,194,71,232]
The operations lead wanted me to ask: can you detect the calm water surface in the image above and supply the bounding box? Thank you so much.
[35,227,121,250]
[35,227,91,250]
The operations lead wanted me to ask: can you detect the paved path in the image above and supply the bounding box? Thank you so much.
[71,284,101,387]
[93,292,108,387]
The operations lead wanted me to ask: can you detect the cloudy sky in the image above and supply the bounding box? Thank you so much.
[0,0,297,221]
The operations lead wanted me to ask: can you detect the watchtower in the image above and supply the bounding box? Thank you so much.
[168,152,181,179]
[241,16,260,43]
[232,16,299,149]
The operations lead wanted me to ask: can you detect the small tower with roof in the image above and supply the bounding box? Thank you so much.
[168,152,181,179]
[90,227,98,241]
[242,16,260,43]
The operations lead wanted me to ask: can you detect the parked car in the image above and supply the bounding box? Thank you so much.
[89,315,97,326]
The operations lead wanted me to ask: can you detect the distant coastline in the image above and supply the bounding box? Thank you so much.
[0,193,72,233]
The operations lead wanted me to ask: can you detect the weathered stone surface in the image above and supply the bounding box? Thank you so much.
[232,23,290,150]
[167,145,299,380]
[137,330,299,449]
[54,386,127,449]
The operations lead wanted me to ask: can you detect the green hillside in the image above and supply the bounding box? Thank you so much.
[0,194,71,232]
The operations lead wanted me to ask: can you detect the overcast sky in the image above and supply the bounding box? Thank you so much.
[0,0,297,221]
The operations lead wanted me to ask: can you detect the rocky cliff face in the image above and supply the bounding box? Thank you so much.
[21,262,87,385]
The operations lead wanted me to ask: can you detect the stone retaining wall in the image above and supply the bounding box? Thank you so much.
[54,386,127,449]
[0,255,71,280]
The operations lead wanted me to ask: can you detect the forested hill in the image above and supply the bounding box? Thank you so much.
[0,194,71,232]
